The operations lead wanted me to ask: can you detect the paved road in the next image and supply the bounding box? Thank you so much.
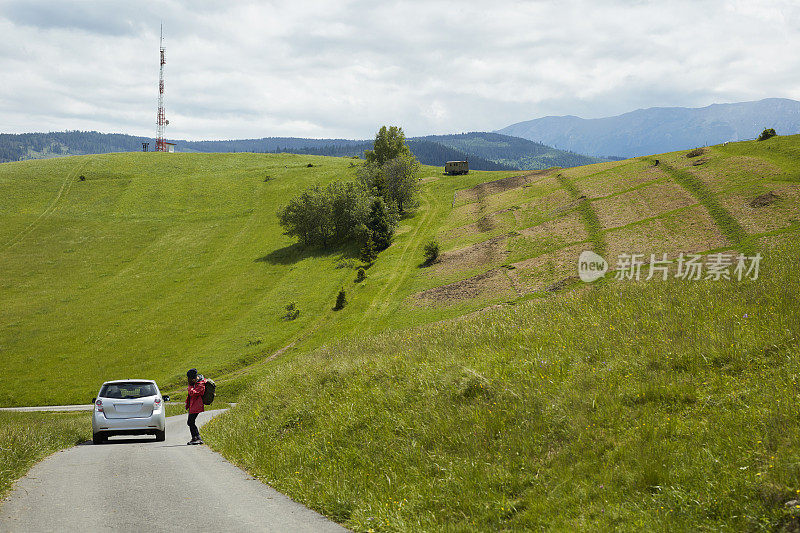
[0,410,347,532]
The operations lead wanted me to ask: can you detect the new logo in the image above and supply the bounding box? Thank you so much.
[578,250,608,282]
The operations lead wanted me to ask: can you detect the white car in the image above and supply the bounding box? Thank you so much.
[92,380,168,444]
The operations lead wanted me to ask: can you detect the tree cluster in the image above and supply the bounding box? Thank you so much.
[278,126,421,253]
[278,181,379,248]
[277,177,406,253]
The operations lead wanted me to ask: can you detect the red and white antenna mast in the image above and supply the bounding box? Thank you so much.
[155,23,167,151]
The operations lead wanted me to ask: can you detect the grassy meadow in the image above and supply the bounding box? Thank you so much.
[205,238,800,531]
[2,135,800,530]
[201,135,800,530]
[0,151,515,406]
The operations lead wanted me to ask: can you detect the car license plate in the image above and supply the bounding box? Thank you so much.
[115,403,143,412]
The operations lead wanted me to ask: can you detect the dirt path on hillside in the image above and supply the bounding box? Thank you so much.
[2,160,88,252]
[358,186,442,325]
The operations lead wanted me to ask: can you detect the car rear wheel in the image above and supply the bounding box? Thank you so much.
[92,433,106,445]
[154,430,166,442]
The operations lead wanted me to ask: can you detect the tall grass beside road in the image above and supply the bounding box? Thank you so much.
[0,411,91,498]
[206,239,800,531]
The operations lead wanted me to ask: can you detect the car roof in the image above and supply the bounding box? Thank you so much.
[101,379,157,385]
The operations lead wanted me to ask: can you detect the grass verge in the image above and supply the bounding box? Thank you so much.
[0,411,91,499]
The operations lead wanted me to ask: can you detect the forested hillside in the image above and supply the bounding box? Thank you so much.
[0,130,602,171]
[0,131,150,162]
[419,132,609,169]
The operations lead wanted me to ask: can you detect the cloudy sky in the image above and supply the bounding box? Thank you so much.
[1,0,798,140]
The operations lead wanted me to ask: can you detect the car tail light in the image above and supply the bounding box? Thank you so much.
[95,399,103,412]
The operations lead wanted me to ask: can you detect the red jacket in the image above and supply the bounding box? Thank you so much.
[185,380,206,414]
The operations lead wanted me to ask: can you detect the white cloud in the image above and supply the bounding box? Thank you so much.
[0,0,798,139]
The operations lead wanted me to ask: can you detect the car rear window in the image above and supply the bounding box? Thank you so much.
[99,382,157,399]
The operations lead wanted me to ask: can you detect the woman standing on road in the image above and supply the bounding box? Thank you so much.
[185,368,205,445]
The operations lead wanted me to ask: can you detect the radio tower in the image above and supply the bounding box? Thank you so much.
[155,24,167,151]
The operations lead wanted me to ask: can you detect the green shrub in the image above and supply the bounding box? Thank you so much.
[354,268,365,283]
[423,239,440,266]
[758,128,777,141]
[685,148,705,158]
[333,289,347,310]
[282,302,300,321]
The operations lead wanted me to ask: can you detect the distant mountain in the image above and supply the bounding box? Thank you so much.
[0,130,605,171]
[497,98,800,158]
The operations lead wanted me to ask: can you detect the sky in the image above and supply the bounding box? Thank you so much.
[1,0,798,141]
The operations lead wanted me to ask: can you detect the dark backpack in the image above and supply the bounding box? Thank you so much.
[201,378,216,405]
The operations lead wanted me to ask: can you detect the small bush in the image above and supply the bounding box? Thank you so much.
[282,302,300,321]
[306,163,314,167]
[78,175,86,181]
[423,240,440,266]
[355,268,365,283]
[685,148,704,158]
[333,289,347,310]
[757,128,777,141]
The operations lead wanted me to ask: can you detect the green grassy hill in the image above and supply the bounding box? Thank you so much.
[0,151,519,406]
[1,136,799,530]
[203,137,799,531]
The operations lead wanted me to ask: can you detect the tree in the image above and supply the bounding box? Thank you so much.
[757,128,777,141]
[382,153,420,213]
[366,197,398,251]
[277,125,418,253]
[360,235,377,263]
[364,126,412,166]
[277,181,370,248]
[359,126,420,214]
[328,181,370,243]
[355,268,366,282]
[357,161,385,197]
[277,185,334,247]
[334,288,347,310]
[423,240,440,266]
